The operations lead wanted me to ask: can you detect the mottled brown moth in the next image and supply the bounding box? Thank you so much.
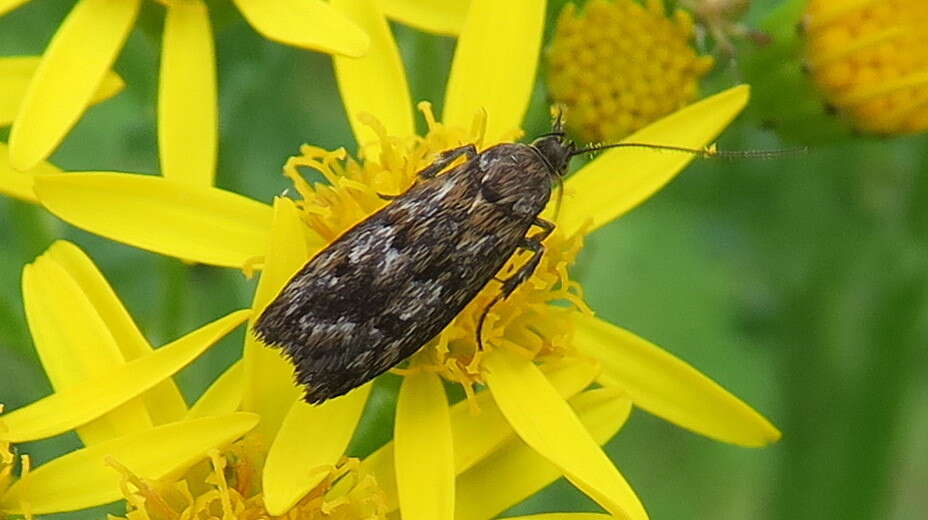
[254,116,730,404]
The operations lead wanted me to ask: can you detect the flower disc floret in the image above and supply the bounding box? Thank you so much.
[111,441,386,520]
[546,0,715,143]
[803,0,928,134]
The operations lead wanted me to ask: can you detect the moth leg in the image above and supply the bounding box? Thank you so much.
[476,217,556,350]
[417,144,478,179]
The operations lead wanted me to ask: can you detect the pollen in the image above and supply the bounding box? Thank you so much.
[545,0,715,143]
[283,106,591,395]
[110,442,387,520]
[803,0,928,134]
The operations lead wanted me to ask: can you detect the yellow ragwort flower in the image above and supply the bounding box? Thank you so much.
[0,241,254,515]
[0,0,373,183]
[546,0,714,143]
[802,0,928,134]
[30,0,779,518]
[0,250,633,519]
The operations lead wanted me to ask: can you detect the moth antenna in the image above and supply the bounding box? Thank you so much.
[572,142,806,160]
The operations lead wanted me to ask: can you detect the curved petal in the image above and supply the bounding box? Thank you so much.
[0,142,61,203]
[263,384,371,515]
[456,388,632,520]
[0,413,259,515]
[571,312,781,447]
[382,0,468,36]
[331,0,413,150]
[23,247,153,445]
[8,0,140,170]
[484,349,647,520]
[395,371,454,520]
[34,172,275,268]
[0,56,123,127]
[159,0,217,186]
[356,359,600,513]
[0,310,249,443]
[242,197,309,438]
[453,358,599,474]
[231,0,369,57]
[443,0,544,142]
[554,86,750,236]
[186,361,243,419]
[42,241,187,426]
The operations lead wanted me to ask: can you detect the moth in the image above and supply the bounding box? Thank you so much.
[254,115,714,404]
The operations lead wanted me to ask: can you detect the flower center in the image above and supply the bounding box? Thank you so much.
[110,441,386,520]
[546,0,714,144]
[282,104,590,395]
[803,0,928,134]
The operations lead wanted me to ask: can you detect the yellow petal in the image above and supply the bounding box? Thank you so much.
[555,86,751,236]
[159,0,217,186]
[331,0,413,150]
[356,360,599,513]
[8,0,140,170]
[34,172,275,268]
[23,248,153,446]
[484,349,647,520]
[231,0,369,57]
[186,361,243,419]
[45,241,188,425]
[0,142,60,203]
[453,358,599,474]
[0,0,30,17]
[0,310,249,443]
[0,412,259,515]
[0,56,123,127]
[443,0,544,142]
[456,388,632,520]
[382,0,469,35]
[502,515,613,520]
[242,197,309,438]
[571,312,781,447]
[263,384,371,515]
[395,370,454,520]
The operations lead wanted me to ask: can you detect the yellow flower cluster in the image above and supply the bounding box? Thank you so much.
[547,0,715,143]
[112,447,386,520]
[0,2,779,519]
[803,0,928,134]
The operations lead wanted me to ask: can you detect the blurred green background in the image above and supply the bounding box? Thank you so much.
[2,1,927,519]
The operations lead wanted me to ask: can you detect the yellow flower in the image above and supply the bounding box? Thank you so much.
[30,0,780,518]
[546,0,715,143]
[0,249,634,519]
[744,0,928,142]
[0,56,123,203]
[0,240,254,515]
[803,0,928,134]
[0,0,374,182]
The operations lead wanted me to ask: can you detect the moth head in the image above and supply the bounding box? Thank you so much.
[530,131,576,178]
